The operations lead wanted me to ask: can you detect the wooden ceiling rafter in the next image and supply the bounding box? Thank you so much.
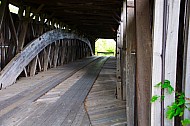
[9,0,122,39]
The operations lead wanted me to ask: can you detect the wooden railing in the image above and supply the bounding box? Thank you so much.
[97,52,114,56]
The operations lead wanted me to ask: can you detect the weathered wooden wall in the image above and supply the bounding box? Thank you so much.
[0,1,93,89]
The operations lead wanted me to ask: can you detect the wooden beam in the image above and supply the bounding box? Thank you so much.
[0,29,94,88]
[30,56,38,76]
[60,41,66,65]
[16,6,31,53]
[43,45,51,71]
[164,0,181,125]
[122,0,127,101]
[0,0,8,31]
[183,0,190,120]
[30,4,44,20]
[135,0,152,125]
[37,54,42,71]
[53,41,60,68]
[116,25,122,100]
[126,4,136,126]
[8,9,18,46]
[151,0,163,125]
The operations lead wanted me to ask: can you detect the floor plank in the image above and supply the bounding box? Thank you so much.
[85,57,127,126]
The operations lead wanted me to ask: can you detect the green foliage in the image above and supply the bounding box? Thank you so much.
[154,80,174,94]
[182,119,190,126]
[151,80,190,126]
[150,95,160,103]
[95,39,116,56]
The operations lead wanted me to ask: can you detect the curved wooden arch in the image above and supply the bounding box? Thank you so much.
[0,29,94,88]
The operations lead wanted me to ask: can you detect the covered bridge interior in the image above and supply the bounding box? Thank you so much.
[0,0,190,126]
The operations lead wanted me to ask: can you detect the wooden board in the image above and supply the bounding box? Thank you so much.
[184,0,190,119]
[0,57,98,115]
[151,0,164,125]
[85,57,127,126]
[17,57,107,126]
[135,0,152,125]
[164,0,181,125]
[126,2,136,125]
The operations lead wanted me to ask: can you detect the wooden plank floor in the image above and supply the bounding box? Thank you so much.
[0,56,127,126]
[0,56,106,126]
[85,57,127,126]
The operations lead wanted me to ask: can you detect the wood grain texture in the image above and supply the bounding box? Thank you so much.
[85,57,127,126]
[151,0,164,125]
[164,0,181,125]
[116,25,122,100]
[121,0,127,101]
[126,3,136,126]
[0,57,100,126]
[183,0,190,119]
[135,0,152,125]
[0,29,94,88]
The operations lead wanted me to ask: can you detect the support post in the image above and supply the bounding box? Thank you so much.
[135,0,152,125]
[164,1,180,125]
[116,25,122,100]
[183,0,190,120]
[126,1,136,125]
[16,6,30,53]
[122,0,127,100]
[151,0,163,125]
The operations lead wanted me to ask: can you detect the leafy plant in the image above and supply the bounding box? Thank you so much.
[151,80,190,126]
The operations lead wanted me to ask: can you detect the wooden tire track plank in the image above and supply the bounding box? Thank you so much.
[90,112,126,126]
[18,57,107,126]
[85,57,127,126]
[70,105,90,126]
[0,102,48,126]
[60,68,103,126]
[41,57,107,126]
[0,57,99,120]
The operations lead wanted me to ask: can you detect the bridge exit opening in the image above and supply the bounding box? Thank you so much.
[95,39,116,56]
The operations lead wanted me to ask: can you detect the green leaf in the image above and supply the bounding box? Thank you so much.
[166,109,175,119]
[174,107,182,116]
[154,82,162,87]
[182,119,190,126]
[167,86,174,94]
[178,99,186,106]
[164,80,170,84]
[179,111,184,117]
[150,95,160,103]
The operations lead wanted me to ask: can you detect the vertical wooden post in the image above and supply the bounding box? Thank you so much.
[118,7,124,100]
[60,40,66,65]
[184,12,190,119]
[16,6,30,53]
[116,25,122,100]
[135,0,152,125]
[30,56,38,76]
[126,1,136,125]
[53,41,60,68]
[122,0,127,100]
[151,0,163,125]
[43,45,51,71]
[151,0,181,125]
[183,2,190,118]
[164,0,180,125]
[0,0,8,31]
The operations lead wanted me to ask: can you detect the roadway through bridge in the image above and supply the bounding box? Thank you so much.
[0,56,126,126]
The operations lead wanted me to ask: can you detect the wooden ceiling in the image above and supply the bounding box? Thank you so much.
[10,0,122,39]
